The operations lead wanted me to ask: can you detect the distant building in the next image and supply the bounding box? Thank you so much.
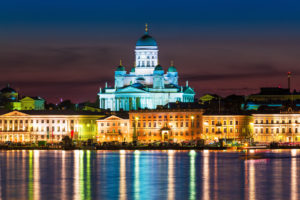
[253,110,300,143]
[0,110,104,143]
[96,113,129,143]
[98,25,195,111]
[10,96,45,111]
[202,114,253,142]
[129,108,204,143]
[0,84,18,103]
[199,94,220,104]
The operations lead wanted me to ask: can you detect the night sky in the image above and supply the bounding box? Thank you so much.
[1,0,300,103]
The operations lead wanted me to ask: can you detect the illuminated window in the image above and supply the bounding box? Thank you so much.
[282,128,285,133]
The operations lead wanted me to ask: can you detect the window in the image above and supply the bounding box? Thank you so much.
[235,121,239,125]
[266,120,268,124]
[266,128,269,133]
[230,121,233,125]
[148,122,151,127]
[186,122,189,127]
[212,121,215,125]
[282,128,285,133]
[276,128,279,133]
[289,128,292,133]
[224,121,227,125]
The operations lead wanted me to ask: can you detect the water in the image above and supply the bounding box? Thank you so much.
[0,149,299,200]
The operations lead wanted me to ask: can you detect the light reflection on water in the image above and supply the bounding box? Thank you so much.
[0,150,299,200]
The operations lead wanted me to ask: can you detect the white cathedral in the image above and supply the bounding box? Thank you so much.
[98,25,195,111]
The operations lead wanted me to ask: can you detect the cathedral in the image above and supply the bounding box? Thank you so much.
[98,25,195,111]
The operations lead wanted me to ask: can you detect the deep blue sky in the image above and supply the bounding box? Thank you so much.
[1,0,300,103]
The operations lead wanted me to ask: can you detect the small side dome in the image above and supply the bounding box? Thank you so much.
[116,65,125,71]
[131,67,135,72]
[154,64,163,71]
[168,66,177,72]
[116,60,125,71]
[1,84,16,93]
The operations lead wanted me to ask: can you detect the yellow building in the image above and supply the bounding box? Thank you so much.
[96,114,129,143]
[0,110,104,143]
[253,111,300,143]
[202,115,253,142]
[130,109,204,143]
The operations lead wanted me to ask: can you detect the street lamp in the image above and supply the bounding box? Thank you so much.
[191,116,194,141]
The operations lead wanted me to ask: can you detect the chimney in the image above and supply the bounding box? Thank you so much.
[288,72,291,92]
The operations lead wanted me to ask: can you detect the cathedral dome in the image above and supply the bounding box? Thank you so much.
[136,24,157,46]
[168,66,177,72]
[154,65,163,71]
[136,34,157,46]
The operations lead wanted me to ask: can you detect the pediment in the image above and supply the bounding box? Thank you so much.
[184,87,195,94]
[100,115,128,121]
[116,86,147,93]
[2,111,29,116]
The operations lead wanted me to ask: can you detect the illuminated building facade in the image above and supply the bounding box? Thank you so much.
[202,115,253,142]
[0,110,104,143]
[98,25,195,111]
[253,111,300,143]
[96,114,129,143]
[129,109,204,143]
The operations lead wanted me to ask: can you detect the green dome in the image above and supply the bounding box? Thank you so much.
[116,65,125,71]
[136,34,157,46]
[131,67,135,72]
[168,66,177,72]
[154,65,163,71]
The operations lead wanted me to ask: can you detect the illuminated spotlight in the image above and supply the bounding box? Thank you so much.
[203,149,209,154]
[291,149,297,157]
[189,150,196,156]
[249,149,255,154]
[134,150,140,155]
[120,150,126,155]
